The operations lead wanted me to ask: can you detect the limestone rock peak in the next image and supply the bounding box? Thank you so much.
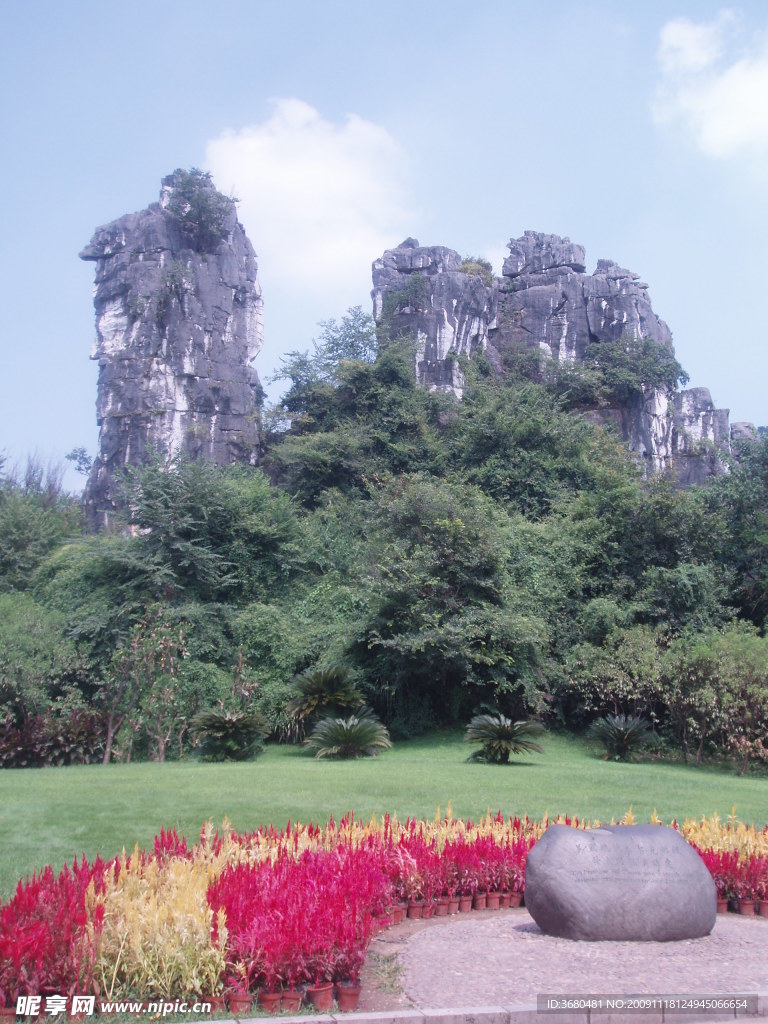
[372,232,731,485]
[81,170,263,525]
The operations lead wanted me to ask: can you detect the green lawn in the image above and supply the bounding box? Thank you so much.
[1,730,766,899]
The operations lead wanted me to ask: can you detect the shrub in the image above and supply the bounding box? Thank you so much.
[0,711,106,768]
[588,713,654,761]
[458,256,494,285]
[286,667,363,738]
[164,168,233,253]
[190,709,267,762]
[464,714,544,764]
[303,708,391,759]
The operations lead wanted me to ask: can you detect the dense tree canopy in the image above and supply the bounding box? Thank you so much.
[1,308,765,769]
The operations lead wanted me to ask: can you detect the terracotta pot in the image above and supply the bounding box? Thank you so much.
[422,901,435,919]
[447,896,460,914]
[407,899,425,919]
[473,891,487,910]
[756,899,765,916]
[281,989,303,1013]
[394,903,407,924]
[739,898,756,916]
[0,1009,17,1020]
[500,891,511,909]
[228,993,253,1017]
[257,989,282,1012]
[508,891,523,908]
[458,895,472,912]
[307,983,334,1011]
[716,897,729,914]
[486,891,501,910]
[335,983,361,1012]
[434,897,449,916]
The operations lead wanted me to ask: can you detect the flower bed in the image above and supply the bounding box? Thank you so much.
[1,811,767,1009]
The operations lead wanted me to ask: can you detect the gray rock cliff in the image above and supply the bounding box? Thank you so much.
[372,233,732,484]
[372,239,496,391]
[81,171,263,525]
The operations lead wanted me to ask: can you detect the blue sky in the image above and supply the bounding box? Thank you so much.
[2,1,768,490]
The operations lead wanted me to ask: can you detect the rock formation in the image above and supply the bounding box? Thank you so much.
[81,171,263,526]
[371,239,496,391]
[372,232,744,484]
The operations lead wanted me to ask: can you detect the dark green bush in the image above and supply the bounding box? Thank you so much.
[588,713,654,761]
[286,666,363,738]
[190,708,267,761]
[464,714,544,764]
[0,710,106,768]
[303,708,392,759]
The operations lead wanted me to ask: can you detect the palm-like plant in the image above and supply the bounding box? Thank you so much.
[190,708,267,761]
[303,708,392,759]
[464,714,544,764]
[286,667,363,737]
[588,713,653,762]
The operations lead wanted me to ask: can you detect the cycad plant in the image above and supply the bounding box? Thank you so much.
[190,708,267,761]
[304,708,392,759]
[286,666,363,739]
[588,713,653,762]
[464,714,544,764]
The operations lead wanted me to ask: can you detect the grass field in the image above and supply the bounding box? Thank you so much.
[1,730,766,899]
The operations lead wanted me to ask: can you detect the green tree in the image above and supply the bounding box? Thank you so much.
[662,624,768,772]
[660,632,724,764]
[0,458,81,592]
[121,454,296,603]
[101,609,186,764]
[354,474,547,730]
[705,436,768,627]
[446,364,629,518]
[270,306,378,423]
[268,336,448,504]
[0,593,89,720]
[164,168,233,252]
[548,337,689,408]
[565,625,664,722]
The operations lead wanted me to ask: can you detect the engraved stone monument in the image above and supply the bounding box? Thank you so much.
[524,824,716,941]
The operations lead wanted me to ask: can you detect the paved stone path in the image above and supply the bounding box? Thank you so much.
[397,909,768,1009]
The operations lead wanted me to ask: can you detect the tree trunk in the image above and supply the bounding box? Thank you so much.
[102,712,122,766]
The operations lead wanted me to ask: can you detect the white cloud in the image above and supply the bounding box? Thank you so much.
[657,11,732,75]
[653,10,768,163]
[205,100,414,306]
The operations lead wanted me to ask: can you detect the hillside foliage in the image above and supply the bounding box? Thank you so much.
[1,310,767,771]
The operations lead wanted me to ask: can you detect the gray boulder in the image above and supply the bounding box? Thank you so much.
[524,824,716,941]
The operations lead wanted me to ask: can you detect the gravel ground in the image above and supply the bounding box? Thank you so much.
[394,909,768,1008]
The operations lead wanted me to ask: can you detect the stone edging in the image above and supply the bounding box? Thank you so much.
[201,996,768,1024]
